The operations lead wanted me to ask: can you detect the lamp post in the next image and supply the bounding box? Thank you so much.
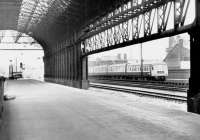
[140,43,143,78]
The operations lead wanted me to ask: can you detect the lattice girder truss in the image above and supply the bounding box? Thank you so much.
[81,0,194,56]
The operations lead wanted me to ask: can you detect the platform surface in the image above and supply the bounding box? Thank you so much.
[0,79,200,140]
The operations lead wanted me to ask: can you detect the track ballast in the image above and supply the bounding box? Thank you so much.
[90,82,187,102]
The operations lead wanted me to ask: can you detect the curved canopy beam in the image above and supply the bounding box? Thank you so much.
[0,0,128,51]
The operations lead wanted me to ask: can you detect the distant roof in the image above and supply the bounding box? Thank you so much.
[164,43,190,61]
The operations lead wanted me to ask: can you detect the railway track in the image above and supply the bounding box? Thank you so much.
[90,83,187,102]
[90,79,188,92]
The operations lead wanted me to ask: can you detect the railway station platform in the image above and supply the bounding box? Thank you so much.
[0,79,200,140]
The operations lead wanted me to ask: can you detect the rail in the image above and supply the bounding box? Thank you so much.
[90,83,187,102]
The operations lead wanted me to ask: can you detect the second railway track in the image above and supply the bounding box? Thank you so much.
[90,79,188,92]
[90,83,187,102]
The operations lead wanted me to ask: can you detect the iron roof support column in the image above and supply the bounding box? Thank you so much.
[58,51,60,83]
[72,40,89,89]
[46,56,50,81]
[48,57,51,80]
[57,53,59,81]
[188,28,200,114]
[57,51,60,82]
[46,55,52,82]
[71,47,75,85]
[52,55,54,81]
[70,42,89,89]
[57,51,59,82]
[55,53,57,82]
[63,48,67,84]
[187,0,200,114]
[73,44,78,87]
[62,49,64,83]
[61,49,65,84]
[69,47,72,85]
[43,56,47,80]
[54,54,56,82]
[81,56,89,89]
[59,50,62,82]
[59,51,62,82]
[58,51,61,83]
[58,50,61,82]
[66,49,70,84]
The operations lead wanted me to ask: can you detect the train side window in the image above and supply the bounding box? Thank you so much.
[152,67,154,70]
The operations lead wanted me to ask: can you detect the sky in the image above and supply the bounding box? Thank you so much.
[89,33,190,61]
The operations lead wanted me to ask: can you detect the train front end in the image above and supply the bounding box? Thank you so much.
[151,63,168,81]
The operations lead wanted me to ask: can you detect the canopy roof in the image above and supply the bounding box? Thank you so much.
[0,0,128,49]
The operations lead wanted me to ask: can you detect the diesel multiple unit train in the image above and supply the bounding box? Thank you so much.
[89,62,168,81]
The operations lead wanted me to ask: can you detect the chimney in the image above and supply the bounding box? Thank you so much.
[179,39,184,48]
[124,53,127,60]
[117,53,121,60]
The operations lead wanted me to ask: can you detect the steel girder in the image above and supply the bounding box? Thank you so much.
[81,0,194,56]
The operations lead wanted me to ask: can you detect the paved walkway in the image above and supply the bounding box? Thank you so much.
[0,79,200,140]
